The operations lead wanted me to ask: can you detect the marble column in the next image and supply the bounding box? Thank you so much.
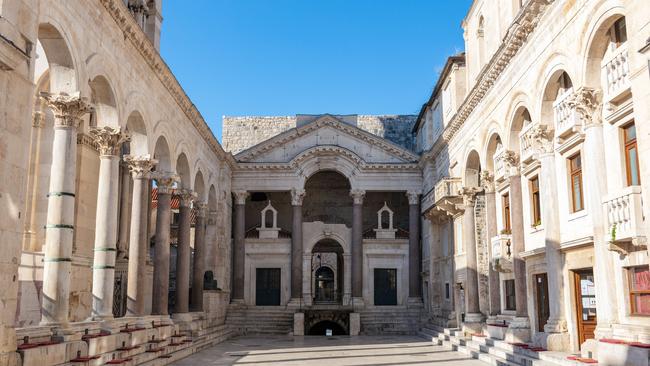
[504,151,530,339]
[232,191,249,301]
[571,88,618,338]
[191,202,207,312]
[291,188,305,302]
[151,173,176,315]
[460,187,483,326]
[39,92,93,326]
[124,155,157,316]
[116,163,131,259]
[481,171,501,317]
[407,191,422,300]
[175,190,196,314]
[90,127,129,320]
[350,189,365,303]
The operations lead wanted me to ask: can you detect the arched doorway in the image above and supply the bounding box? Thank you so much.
[312,239,344,304]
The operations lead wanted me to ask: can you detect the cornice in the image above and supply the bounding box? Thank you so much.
[236,115,419,163]
[421,0,555,162]
[98,0,236,168]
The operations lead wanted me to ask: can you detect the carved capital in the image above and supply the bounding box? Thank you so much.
[233,190,249,205]
[480,171,495,193]
[40,92,93,128]
[124,154,157,179]
[459,187,483,207]
[567,87,602,128]
[89,126,130,156]
[177,189,197,207]
[406,190,421,205]
[350,189,366,205]
[152,171,179,194]
[502,150,520,177]
[291,188,306,206]
[528,124,554,157]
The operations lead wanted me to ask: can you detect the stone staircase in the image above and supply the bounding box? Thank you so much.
[360,307,423,335]
[226,307,294,335]
[418,323,599,366]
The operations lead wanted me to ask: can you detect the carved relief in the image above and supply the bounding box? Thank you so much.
[89,126,130,156]
[124,154,157,179]
[40,92,94,128]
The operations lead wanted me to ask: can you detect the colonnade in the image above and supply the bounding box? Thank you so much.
[39,92,213,326]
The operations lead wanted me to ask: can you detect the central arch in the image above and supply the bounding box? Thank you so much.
[312,239,344,304]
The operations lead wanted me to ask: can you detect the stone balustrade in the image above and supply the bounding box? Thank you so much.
[603,186,646,245]
[553,90,580,140]
[432,178,463,217]
[493,146,508,182]
[518,121,539,165]
[602,44,631,104]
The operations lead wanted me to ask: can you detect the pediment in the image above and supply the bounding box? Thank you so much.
[235,115,419,164]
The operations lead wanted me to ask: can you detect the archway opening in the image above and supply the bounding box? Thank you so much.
[308,320,347,336]
[303,170,351,225]
[312,239,344,304]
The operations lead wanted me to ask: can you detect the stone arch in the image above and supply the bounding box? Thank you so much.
[581,5,627,89]
[153,135,172,172]
[540,68,574,129]
[125,111,148,156]
[304,232,350,255]
[533,54,576,124]
[484,132,504,172]
[504,92,534,151]
[194,170,206,203]
[35,22,78,93]
[88,75,119,128]
[176,153,192,189]
[291,146,362,189]
[464,150,482,188]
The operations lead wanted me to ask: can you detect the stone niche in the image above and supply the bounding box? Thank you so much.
[373,202,397,239]
[256,201,280,239]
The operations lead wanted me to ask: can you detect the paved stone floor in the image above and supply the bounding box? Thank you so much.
[173,335,485,365]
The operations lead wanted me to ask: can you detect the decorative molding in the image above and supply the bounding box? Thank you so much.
[350,189,366,205]
[40,92,93,128]
[235,114,419,163]
[291,188,306,206]
[124,154,157,179]
[151,171,179,194]
[177,189,197,207]
[89,126,130,156]
[233,190,249,205]
[567,87,602,128]
[98,0,236,167]
[406,190,420,205]
[480,171,494,193]
[421,0,555,161]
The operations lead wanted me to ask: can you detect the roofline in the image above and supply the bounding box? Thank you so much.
[412,54,466,133]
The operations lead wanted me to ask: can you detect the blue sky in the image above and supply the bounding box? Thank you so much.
[160,0,472,141]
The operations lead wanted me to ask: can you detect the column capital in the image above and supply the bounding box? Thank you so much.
[406,190,421,205]
[152,171,179,194]
[124,154,157,179]
[90,126,130,156]
[502,150,520,177]
[567,87,602,128]
[350,189,366,205]
[177,189,197,207]
[527,124,555,159]
[233,190,249,205]
[480,171,495,193]
[291,188,306,206]
[40,92,93,128]
[459,187,483,207]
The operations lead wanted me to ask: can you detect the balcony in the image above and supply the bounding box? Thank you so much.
[491,234,513,273]
[603,186,646,255]
[433,177,463,216]
[553,90,581,140]
[519,121,540,164]
[493,146,514,183]
[602,45,631,105]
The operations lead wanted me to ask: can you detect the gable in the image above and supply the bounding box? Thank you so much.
[235,115,419,164]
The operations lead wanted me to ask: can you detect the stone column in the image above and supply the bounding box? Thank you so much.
[504,151,530,340]
[350,189,365,304]
[151,173,176,315]
[232,191,249,302]
[124,155,157,316]
[175,190,196,314]
[290,188,305,303]
[191,202,207,312]
[116,163,131,259]
[481,171,501,317]
[407,191,422,301]
[39,92,93,326]
[90,127,129,320]
[570,88,618,338]
[527,126,569,349]
[460,187,483,328]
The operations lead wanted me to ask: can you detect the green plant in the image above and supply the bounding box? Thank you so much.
[500,229,511,235]
[610,223,617,242]
[532,219,542,228]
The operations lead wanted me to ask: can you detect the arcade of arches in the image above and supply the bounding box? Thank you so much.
[1,0,650,366]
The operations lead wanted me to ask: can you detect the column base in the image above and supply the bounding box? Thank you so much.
[287,298,304,310]
[229,298,246,309]
[352,297,365,310]
[506,316,531,343]
[462,312,484,335]
[407,297,424,309]
[349,313,360,336]
[293,313,304,336]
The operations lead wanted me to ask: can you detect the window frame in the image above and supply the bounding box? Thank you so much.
[568,153,584,213]
[504,279,516,311]
[530,176,542,226]
[624,123,640,186]
[628,265,650,316]
[502,192,511,233]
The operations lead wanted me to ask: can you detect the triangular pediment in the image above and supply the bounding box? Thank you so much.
[235,114,419,164]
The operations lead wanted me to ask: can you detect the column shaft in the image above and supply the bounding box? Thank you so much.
[117,166,131,259]
[232,198,246,300]
[462,195,481,315]
[351,199,363,298]
[509,175,528,318]
[175,195,193,314]
[191,208,206,311]
[408,201,421,298]
[291,204,303,299]
[152,185,172,315]
[126,176,150,316]
[484,186,501,316]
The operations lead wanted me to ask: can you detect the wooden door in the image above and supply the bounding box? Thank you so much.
[574,269,597,346]
[374,268,397,306]
[256,268,281,306]
[535,273,550,332]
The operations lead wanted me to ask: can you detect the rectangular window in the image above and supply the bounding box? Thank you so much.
[502,193,511,233]
[530,177,541,226]
[629,266,650,316]
[624,123,641,186]
[569,154,584,212]
[505,279,516,311]
[609,17,628,48]
[445,283,450,299]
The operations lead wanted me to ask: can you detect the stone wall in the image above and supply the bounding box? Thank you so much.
[223,115,417,154]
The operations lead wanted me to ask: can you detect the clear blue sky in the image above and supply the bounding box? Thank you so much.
[160,0,471,141]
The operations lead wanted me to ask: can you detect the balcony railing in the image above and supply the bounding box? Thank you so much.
[491,234,513,273]
[519,121,538,164]
[493,146,508,182]
[433,177,463,216]
[553,90,580,140]
[603,186,645,249]
[602,45,630,104]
